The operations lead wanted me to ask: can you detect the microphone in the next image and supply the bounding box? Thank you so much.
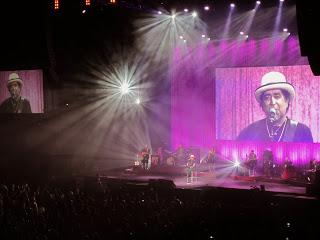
[269,108,277,124]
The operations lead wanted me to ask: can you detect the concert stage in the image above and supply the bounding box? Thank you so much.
[97,163,312,197]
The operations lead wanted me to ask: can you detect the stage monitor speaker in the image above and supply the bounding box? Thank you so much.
[296,1,320,76]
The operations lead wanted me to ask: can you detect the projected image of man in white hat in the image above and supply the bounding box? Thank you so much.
[0,73,32,113]
[237,71,313,143]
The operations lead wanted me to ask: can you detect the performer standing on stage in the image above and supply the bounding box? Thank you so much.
[263,149,274,178]
[140,145,150,170]
[281,156,294,180]
[248,150,257,177]
[306,158,318,182]
[201,147,216,172]
[186,154,196,183]
[207,147,216,172]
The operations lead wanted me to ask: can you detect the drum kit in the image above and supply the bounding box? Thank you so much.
[135,149,177,167]
[164,150,193,166]
[166,156,175,166]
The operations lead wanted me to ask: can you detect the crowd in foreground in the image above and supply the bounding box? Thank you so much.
[0,176,320,240]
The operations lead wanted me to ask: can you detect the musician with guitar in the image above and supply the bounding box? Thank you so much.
[247,150,257,177]
[200,147,216,173]
[140,145,150,170]
[186,154,196,183]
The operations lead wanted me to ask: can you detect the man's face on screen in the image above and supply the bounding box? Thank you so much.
[8,82,21,100]
[261,89,289,122]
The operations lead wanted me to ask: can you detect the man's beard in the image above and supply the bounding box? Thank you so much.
[10,91,20,100]
[11,92,20,101]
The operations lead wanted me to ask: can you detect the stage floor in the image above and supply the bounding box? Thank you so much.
[99,164,310,196]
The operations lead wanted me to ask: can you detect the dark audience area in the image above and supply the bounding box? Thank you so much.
[1,177,320,240]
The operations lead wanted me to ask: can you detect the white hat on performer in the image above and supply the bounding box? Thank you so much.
[7,73,23,87]
[255,71,295,104]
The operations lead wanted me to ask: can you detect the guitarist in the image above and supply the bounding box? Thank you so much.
[186,154,196,183]
[141,145,150,170]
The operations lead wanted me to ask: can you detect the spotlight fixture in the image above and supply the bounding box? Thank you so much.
[179,35,184,39]
[283,28,288,32]
[158,11,162,15]
[256,1,261,4]
[280,0,285,2]
[234,160,240,167]
[240,31,244,35]
[82,9,86,14]
[207,37,211,41]
[171,14,176,19]
[201,34,206,38]
[54,0,60,10]
[192,11,197,17]
[183,39,187,43]
[204,6,210,11]
[230,3,235,8]
[120,82,130,95]
[245,35,249,39]
[135,98,141,105]
[184,8,189,12]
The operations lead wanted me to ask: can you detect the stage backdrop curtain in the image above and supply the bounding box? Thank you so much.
[0,70,44,113]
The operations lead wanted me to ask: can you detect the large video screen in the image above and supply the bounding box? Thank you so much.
[216,65,320,143]
[0,70,43,113]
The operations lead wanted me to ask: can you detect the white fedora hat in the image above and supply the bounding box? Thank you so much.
[7,72,23,87]
[255,71,295,103]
